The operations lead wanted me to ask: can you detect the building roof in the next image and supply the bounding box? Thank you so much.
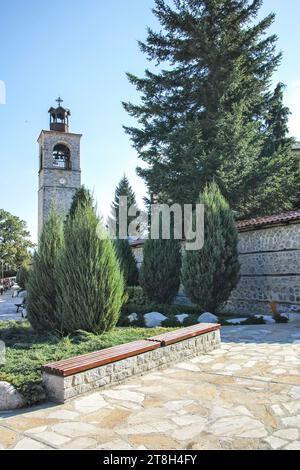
[293,142,300,150]
[237,210,300,231]
[130,210,300,246]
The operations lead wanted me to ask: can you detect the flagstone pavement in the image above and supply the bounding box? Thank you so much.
[0,291,24,322]
[1,321,300,450]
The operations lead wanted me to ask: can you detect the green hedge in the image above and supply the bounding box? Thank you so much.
[122,303,200,317]
[126,286,148,306]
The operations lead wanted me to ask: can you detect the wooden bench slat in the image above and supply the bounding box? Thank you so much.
[44,340,158,369]
[44,341,153,369]
[43,340,160,377]
[148,323,220,346]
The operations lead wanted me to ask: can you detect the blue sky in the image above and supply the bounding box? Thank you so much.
[0,0,299,242]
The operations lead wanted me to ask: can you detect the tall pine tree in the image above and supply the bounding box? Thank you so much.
[124,0,299,218]
[108,175,139,238]
[108,175,140,286]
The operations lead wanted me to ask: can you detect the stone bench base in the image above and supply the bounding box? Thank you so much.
[43,328,221,403]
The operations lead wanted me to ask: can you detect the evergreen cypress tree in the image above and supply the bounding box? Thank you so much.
[56,204,124,334]
[68,186,94,219]
[27,208,64,333]
[182,182,240,311]
[114,239,139,287]
[16,264,30,290]
[124,0,299,218]
[139,238,182,304]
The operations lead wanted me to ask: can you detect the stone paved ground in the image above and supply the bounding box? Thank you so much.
[1,322,300,450]
[0,291,24,322]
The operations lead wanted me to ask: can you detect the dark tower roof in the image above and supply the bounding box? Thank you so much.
[48,97,70,132]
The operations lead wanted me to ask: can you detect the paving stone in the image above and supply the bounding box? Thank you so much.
[281,415,300,428]
[51,422,99,438]
[48,410,80,420]
[14,437,51,450]
[0,426,18,449]
[164,400,194,411]
[128,433,180,450]
[74,393,108,414]
[274,428,299,440]
[102,389,145,404]
[176,362,200,372]
[97,439,133,450]
[283,402,300,414]
[263,436,287,449]
[284,441,300,450]
[171,414,207,427]
[37,431,71,447]
[271,368,287,375]
[211,416,268,438]
[270,404,285,416]
[25,426,48,434]
[288,386,300,400]
[62,437,97,450]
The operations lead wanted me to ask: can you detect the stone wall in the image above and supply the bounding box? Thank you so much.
[224,221,300,315]
[38,130,81,238]
[43,329,221,403]
[132,220,300,315]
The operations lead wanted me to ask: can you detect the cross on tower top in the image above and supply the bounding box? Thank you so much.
[56,96,63,107]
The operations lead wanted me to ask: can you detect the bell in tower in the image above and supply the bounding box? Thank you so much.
[37,98,82,239]
[48,97,71,132]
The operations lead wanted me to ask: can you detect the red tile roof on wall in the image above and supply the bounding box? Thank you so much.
[237,210,300,231]
[130,239,146,248]
[130,210,300,247]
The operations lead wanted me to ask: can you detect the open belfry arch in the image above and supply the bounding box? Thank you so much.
[38,98,82,238]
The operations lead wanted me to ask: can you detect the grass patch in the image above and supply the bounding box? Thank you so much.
[0,321,175,405]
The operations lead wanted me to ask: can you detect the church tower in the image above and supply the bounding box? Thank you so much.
[38,98,82,238]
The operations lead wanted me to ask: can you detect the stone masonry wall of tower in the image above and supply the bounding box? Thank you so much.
[37,102,82,239]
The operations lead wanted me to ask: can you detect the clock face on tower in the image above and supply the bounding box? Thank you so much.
[59,177,67,186]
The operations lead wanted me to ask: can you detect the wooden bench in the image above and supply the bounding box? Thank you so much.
[42,339,161,377]
[42,324,221,403]
[148,323,221,347]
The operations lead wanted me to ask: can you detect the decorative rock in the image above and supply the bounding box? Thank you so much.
[175,314,189,324]
[198,312,219,324]
[128,313,138,323]
[226,318,247,325]
[0,382,25,410]
[254,315,274,324]
[144,312,167,328]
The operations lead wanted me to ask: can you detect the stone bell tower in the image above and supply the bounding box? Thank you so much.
[38,98,82,238]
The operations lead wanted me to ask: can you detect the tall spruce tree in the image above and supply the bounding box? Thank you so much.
[108,176,140,287]
[124,0,299,218]
[182,182,240,311]
[109,175,139,238]
[27,208,64,333]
